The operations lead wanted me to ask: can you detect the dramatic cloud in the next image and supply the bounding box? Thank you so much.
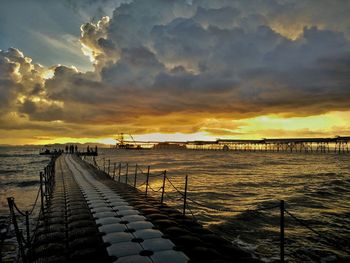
[1,0,350,143]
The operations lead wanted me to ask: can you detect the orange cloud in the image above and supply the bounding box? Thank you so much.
[1,1,350,144]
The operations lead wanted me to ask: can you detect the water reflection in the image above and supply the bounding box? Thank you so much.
[97,149,350,262]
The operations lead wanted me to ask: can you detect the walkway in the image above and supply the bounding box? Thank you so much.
[31,154,258,263]
[65,154,188,263]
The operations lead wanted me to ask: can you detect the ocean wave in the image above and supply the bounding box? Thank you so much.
[28,159,48,165]
[0,169,23,174]
[188,191,237,200]
[0,153,37,158]
[261,160,288,165]
[2,180,39,187]
[221,163,255,169]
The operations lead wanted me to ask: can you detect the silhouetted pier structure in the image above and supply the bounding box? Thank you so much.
[40,146,98,156]
[117,136,349,153]
[205,136,350,153]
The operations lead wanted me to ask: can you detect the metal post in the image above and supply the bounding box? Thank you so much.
[43,170,48,203]
[93,156,96,168]
[125,163,129,184]
[134,164,138,188]
[7,198,27,263]
[48,165,52,196]
[103,157,106,172]
[25,211,30,245]
[280,200,285,263]
[39,172,44,213]
[160,171,166,204]
[108,159,110,176]
[145,166,150,197]
[118,163,121,182]
[113,163,116,180]
[183,175,188,216]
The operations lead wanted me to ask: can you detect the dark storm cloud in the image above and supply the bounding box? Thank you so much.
[1,0,350,137]
[89,0,349,117]
[41,0,350,123]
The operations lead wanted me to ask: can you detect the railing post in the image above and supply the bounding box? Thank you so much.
[48,165,52,197]
[7,197,27,263]
[125,163,129,184]
[113,162,116,180]
[39,172,44,214]
[108,159,110,176]
[134,164,138,188]
[43,170,48,203]
[280,200,285,263]
[160,171,166,204]
[145,166,150,197]
[118,163,121,182]
[25,211,30,245]
[183,175,188,216]
[103,157,106,172]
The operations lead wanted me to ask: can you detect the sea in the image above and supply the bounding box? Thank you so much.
[0,146,349,262]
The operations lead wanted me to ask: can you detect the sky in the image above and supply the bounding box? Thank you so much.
[0,0,350,145]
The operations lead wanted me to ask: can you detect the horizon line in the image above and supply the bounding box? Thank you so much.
[1,135,349,147]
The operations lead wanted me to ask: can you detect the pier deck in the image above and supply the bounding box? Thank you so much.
[31,154,258,263]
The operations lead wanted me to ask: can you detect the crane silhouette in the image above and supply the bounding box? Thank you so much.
[115,133,137,148]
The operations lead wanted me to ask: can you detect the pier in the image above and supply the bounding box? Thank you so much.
[213,136,350,153]
[6,154,258,263]
[119,136,350,153]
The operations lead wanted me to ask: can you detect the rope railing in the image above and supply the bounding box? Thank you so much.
[148,171,166,177]
[186,197,280,213]
[27,187,41,216]
[185,203,197,222]
[6,154,58,263]
[163,191,184,202]
[165,177,185,197]
[148,184,163,193]
[83,157,350,262]
[136,181,147,189]
[137,166,146,175]
[284,208,350,254]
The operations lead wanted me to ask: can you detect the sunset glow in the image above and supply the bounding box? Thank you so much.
[0,1,349,145]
